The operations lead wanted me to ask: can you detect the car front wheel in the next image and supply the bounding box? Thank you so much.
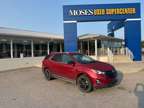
[43,69,52,80]
[77,74,93,93]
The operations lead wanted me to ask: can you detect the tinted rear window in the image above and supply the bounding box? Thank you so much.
[51,54,62,62]
[45,55,51,59]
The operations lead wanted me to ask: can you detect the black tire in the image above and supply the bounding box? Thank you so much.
[77,74,93,93]
[43,69,52,80]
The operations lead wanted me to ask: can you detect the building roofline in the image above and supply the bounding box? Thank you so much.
[0,27,123,41]
[78,33,123,41]
[0,27,63,40]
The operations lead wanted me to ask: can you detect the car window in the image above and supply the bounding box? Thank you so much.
[51,54,62,62]
[72,54,95,64]
[45,55,51,59]
[62,54,73,64]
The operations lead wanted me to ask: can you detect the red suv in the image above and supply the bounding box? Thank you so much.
[42,52,117,92]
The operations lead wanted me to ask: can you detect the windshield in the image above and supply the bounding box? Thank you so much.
[72,54,95,64]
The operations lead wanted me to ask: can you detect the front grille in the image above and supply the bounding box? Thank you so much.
[105,70,117,78]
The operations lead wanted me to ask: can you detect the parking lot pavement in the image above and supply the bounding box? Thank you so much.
[0,67,144,108]
[114,61,144,74]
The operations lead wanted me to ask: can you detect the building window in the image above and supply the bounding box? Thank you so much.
[0,39,10,58]
[34,41,47,57]
[13,40,31,58]
[49,41,59,52]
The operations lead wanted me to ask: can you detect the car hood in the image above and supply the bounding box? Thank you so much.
[83,61,114,71]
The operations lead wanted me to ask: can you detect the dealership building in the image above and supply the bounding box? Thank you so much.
[0,27,63,59]
[0,27,123,59]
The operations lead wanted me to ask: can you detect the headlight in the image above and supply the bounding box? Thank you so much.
[92,69,105,75]
[96,70,105,75]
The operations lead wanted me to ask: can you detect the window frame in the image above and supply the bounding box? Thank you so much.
[50,54,75,64]
[50,54,63,62]
[61,54,74,64]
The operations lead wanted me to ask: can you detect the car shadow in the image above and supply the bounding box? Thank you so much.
[134,83,144,108]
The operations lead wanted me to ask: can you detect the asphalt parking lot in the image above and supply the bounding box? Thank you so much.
[0,67,144,108]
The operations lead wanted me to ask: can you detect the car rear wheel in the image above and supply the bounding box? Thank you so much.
[77,74,93,93]
[43,69,52,80]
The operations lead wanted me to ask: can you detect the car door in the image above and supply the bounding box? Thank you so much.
[60,54,76,80]
[49,54,76,80]
[48,54,63,76]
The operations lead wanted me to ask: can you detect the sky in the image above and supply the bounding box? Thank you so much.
[0,0,143,40]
